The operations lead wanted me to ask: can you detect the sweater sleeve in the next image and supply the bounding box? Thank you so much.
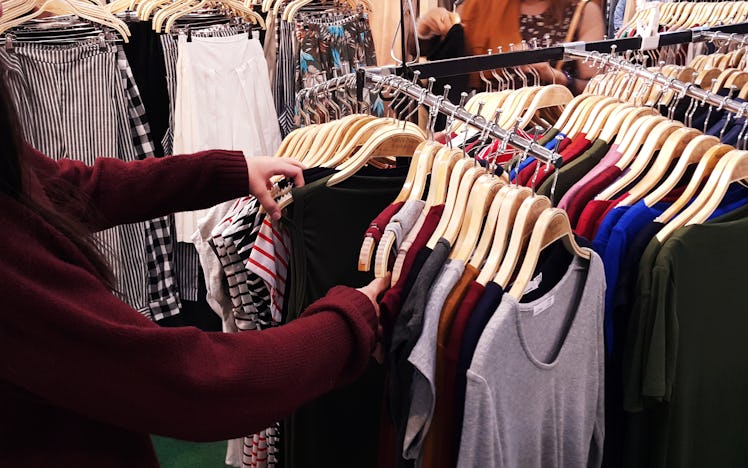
[24,143,250,230]
[0,206,378,441]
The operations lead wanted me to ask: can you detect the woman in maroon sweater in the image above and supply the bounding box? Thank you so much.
[0,66,387,465]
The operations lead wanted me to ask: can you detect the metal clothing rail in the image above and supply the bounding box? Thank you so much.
[296,71,562,165]
[370,21,748,79]
[565,47,748,117]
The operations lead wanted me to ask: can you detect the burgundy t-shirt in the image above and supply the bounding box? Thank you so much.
[533,135,593,189]
[365,201,405,243]
[565,165,623,227]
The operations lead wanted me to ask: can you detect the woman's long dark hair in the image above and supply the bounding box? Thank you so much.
[0,67,115,289]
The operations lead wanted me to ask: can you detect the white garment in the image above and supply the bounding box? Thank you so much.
[174,33,282,242]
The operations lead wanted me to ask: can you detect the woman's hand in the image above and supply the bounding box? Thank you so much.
[245,156,305,221]
[357,274,391,363]
[417,7,459,38]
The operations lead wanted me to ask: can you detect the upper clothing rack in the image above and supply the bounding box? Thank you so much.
[367,21,748,79]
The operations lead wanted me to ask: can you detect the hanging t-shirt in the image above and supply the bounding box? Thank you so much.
[558,144,623,212]
[538,139,612,201]
[458,253,605,468]
[566,165,624,228]
[623,204,748,468]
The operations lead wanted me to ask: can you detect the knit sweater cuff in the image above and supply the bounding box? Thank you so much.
[204,150,250,201]
[301,286,378,385]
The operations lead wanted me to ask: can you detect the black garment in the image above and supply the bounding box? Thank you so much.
[389,238,451,466]
[538,139,611,201]
[403,246,432,304]
[281,166,407,468]
[122,21,170,157]
[426,24,469,131]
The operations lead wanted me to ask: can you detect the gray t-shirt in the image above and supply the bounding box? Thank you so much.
[458,252,605,468]
[385,199,426,250]
[405,258,466,461]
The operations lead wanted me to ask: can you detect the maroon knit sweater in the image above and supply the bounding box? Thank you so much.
[0,145,378,467]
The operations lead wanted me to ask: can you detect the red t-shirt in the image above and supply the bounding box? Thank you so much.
[565,165,623,228]
[517,134,586,187]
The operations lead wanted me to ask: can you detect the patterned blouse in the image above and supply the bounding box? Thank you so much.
[519,0,580,47]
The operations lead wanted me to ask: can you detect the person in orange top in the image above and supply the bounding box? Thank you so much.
[418,0,605,94]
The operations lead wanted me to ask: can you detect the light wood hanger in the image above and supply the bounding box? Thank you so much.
[323,118,395,168]
[615,127,701,207]
[310,114,370,164]
[475,185,533,285]
[551,93,594,133]
[367,142,439,275]
[436,165,487,247]
[450,174,505,261]
[656,149,748,241]
[517,85,573,129]
[426,159,480,249]
[610,114,667,167]
[508,208,591,299]
[595,118,683,201]
[598,105,657,144]
[654,143,734,226]
[499,87,542,129]
[326,123,425,186]
[643,134,720,208]
[468,185,511,270]
[560,95,610,137]
[0,0,131,40]
[579,99,621,140]
[387,148,463,282]
[684,150,748,224]
[494,194,552,289]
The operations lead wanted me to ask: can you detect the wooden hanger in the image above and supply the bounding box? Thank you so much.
[499,87,542,130]
[0,0,131,39]
[684,150,748,224]
[494,194,553,289]
[508,208,591,299]
[434,165,487,247]
[643,134,719,208]
[610,114,667,168]
[450,174,505,261]
[656,149,748,241]
[468,185,511,270]
[598,105,655,144]
[425,157,474,249]
[475,186,533,285]
[326,123,425,186]
[550,94,594,133]
[323,118,395,168]
[561,96,611,137]
[596,118,682,201]
[654,143,734,226]
[615,127,701,207]
[385,148,463,282]
[517,85,574,129]
[579,99,621,140]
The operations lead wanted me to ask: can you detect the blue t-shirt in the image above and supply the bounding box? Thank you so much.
[592,206,631,256]
[601,184,748,353]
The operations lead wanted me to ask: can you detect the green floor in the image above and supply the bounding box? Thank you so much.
[152,435,229,468]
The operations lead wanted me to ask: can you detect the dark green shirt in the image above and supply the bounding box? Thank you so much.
[623,202,748,468]
[537,138,611,201]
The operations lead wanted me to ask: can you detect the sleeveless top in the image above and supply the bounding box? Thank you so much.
[519,1,580,47]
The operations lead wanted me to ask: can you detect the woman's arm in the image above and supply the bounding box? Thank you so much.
[25,144,303,231]
[0,208,379,441]
[571,1,606,93]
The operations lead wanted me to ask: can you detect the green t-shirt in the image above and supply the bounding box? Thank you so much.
[537,138,611,200]
[623,201,748,468]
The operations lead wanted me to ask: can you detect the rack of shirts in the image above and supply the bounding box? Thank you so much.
[290,35,748,466]
[619,0,748,38]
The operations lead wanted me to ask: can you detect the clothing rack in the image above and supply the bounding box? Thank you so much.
[370,21,748,79]
[566,47,748,116]
[298,70,564,165]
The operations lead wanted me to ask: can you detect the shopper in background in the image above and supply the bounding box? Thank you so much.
[417,0,606,94]
[0,54,389,466]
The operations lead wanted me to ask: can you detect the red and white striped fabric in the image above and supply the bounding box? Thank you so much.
[246,216,290,323]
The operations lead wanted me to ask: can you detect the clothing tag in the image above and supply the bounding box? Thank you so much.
[523,272,543,295]
[533,296,555,316]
